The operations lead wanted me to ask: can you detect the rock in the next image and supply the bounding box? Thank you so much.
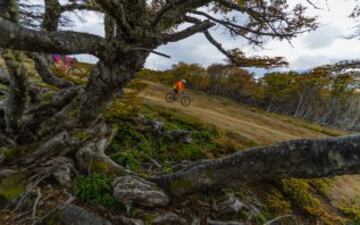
[153,212,187,225]
[207,219,244,225]
[51,157,75,188]
[164,130,193,143]
[118,215,144,225]
[137,114,164,135]
[136,114,193,143]
[60,204,112,225]
[213,195,247,216]
[113,175,169,208]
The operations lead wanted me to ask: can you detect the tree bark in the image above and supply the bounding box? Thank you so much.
[152,135,360,195]
[79,53,149,124]
[0,0,19,22]
[43,0,61,32]
[3,51,28,135]
[0,18,106,56]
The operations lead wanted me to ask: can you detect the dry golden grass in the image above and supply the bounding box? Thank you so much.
[139,81,333,145]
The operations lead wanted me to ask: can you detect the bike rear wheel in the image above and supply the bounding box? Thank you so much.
[180,96,191,107]
[165,93,176,103]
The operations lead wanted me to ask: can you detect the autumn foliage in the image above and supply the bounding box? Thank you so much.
[139,61,360,130]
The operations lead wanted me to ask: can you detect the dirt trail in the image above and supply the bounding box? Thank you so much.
[139,81,327,145]
[138,80,359,209]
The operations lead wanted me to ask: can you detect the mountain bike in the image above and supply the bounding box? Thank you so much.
[51,56,91,78]
[65,58,89,77]
[165,90,191,107]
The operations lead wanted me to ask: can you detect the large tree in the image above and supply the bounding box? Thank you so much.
[1,0,360,211]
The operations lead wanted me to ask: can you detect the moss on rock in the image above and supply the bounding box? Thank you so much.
[170,178,193,195]
[0,173,26,201]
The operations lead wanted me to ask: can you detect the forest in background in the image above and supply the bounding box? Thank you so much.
[139,61,360,130]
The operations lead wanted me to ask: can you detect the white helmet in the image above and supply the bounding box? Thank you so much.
[182,79,187,84]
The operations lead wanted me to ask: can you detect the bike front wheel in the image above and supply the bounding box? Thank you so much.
[67,67,84,76]
[165,93,176,103]
[180,96,191,107]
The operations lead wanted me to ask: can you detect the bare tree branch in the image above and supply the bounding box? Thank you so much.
[43,0,61,32]
[305,0,321,10]
[60,3,101,13]
[132,48,171,58]
[204,30,287,68]
[152,0,212,29]
[192,11,299,39]
[94,0,133,35]
[0,17,106,57]
[28,53,74,89]
[160,20,215,43]
[152,0,188,26]
[203,29,234,59]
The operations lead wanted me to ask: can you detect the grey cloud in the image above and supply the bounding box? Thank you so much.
[302,25,343,49]
[61,11,105,37]
[145,33,225,70]
[291,54,341,71]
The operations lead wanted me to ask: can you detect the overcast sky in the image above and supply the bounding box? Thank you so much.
[68,0,360,74]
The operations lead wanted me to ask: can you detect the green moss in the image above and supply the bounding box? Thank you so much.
[107,102,259,176]
[41,92,55,103]
[73,131,89,141]
[311,179,331,196]
[67,109,80,118]
[75,174,120,209]
[0,173,26,201]
[105,99,129,120]
[143,213,155,225]
[110,150,143,172]
[254,212,272,225]
[89,159,125,176]
[0,147,22,160]
[170,178,193,195]
[44,209,63,225]
[91,160,111,174]
[167,142,206,161]
[281,179,321,215]
[109,120,154,172]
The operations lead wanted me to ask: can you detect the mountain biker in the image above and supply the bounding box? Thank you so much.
[52,54,66,70]
[52,54,77,71]
[173,79,187,96]
[52,54,61,64]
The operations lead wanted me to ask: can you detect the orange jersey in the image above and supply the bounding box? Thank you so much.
[175,80,185,91]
